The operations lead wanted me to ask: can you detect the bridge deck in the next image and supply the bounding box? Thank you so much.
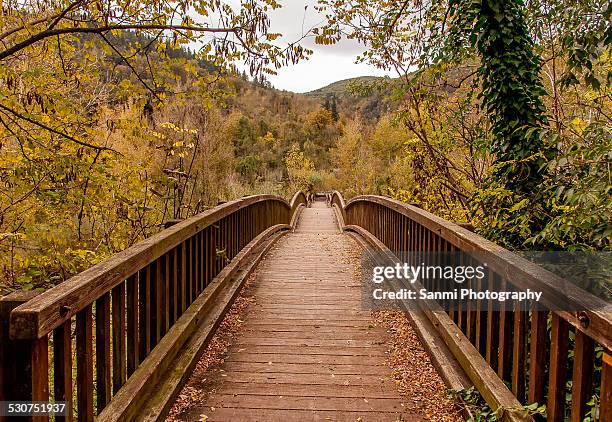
[172,201,422,421]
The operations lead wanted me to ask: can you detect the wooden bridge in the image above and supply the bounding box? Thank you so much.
[0,192,610,421]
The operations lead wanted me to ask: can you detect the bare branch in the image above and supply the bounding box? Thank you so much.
[387,0,411,35]
[0,103,116,152]
[0,24,241,61]
[99,32,162,101]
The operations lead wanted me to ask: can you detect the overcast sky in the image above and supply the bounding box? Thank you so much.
[226,0,394,93]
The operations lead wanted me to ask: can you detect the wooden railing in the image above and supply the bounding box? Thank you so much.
[0,193,306,421]
[330,191,611,422]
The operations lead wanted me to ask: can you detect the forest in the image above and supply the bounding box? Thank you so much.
[0,0,610,298]
[0,2,610,422]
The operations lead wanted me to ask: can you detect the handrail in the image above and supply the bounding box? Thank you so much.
[2,193,303,420]
[328,190,346,210]
[328,190,346,226]
[344,195,612,347]
[10,195,290,340]
[333,192,611,422]
[289,191,309,215]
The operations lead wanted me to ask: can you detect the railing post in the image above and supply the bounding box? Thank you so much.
[1,291,48,422]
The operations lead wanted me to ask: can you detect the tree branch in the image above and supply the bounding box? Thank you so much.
[0,24,241,60]
[387,0,411,34]
[99,32,162,101]
[0,14,62,41]
[0,103,116,152]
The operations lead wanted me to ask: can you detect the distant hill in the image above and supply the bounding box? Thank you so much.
[305,76,387,98]
[301,76,394,122]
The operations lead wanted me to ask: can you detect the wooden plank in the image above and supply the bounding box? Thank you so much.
[570,331,594,422]
[222,361,387,375]
[201,408,407,422]
[96,293,112,411]
[225,353,387,365]
[112,282,127,393]
[205,394,405,412]
[202,381,400,398]
[53,321,73,422]
[76,306,94,422]
[10,196,291,340]
[547,313,569,421]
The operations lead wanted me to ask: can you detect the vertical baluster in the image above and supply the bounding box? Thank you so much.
[466,254,476,342]
[148,263,157,349]
[528,309,547,405]
[476,261,487,356]
[511,297,526,402]
[138,267,150,358]
[126,274,139,374]
[76,306,94,422]
[457,250,464,330]
[112,282,127,394]
[214,221,220,276]
[232,212,237,258]
[53,320,73,421]
[547,313,569,421]
[436,237,444,308]
[224,217,229,265]
[172,248,179,323]
[570,331,595,422]
[474,271,482,352]
[200,231,205,292]
[189,237,195,305]
[165,252,172,330]
[497,277,513,382]
[448,243,456,322]
[194,233,200,297]
[180,241,187,313]
[156,258,164,341]
[95,293,111,412]
[486,271,499,368]
[11,333,49,422]
[237,209,243,250]
[204,228,210,288]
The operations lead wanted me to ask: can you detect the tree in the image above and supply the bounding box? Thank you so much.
[324,94,339,121]
[0,0,311,150]
[446,0,550,194]
[316,0,610,248]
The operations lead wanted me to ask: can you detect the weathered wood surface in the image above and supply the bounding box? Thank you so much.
[185,201,420,421]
